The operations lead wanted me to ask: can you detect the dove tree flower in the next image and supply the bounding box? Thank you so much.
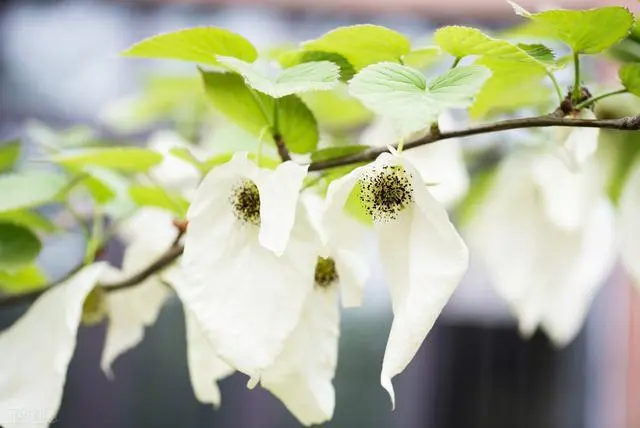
[619,159,640,287]
[174,152,319,380]
[466,152,616,346]
[323,150,469,407]
[0,263,107,428]
[555,109,600,171]
[256,195,369,426]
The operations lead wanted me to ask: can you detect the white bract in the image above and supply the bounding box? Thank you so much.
[256,195,369,426]
[466,153,616,346]
[323,150,469,407]
[619,159,640,286]
[175,153,318,379]
[555,109,599,172]
[0,263,107,428]
[359,113,469,207]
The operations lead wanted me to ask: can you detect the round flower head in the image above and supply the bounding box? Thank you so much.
[466,153,616,346]
[323,150,469,407]
[175,152,318,378]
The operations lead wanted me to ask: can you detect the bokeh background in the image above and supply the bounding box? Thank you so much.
[0,0,639,427]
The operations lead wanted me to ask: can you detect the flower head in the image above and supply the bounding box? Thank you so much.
[323,150,469,407]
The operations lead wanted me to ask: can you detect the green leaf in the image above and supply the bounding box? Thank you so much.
[129,185,189,217]
[517,43,556,64]
[0,264,46,294]
[310,145,370,162]
[53,147,163,172]
[0,223,41,271]
[122,27,258,65]
[301,89,372,131]
[434,26,551,70]
[0,170,67,213]
[0,139,21,173]
[0,210,57,233]
[280,50,356,82]
[508,2,635,54]
[344,181,373,226]
[620,63,640,97]
[401,47,442,69]
[216,56,340,97]
[470,57,552,118]
[349,63,491,137]
[302,25,411,70]
[201,70,319,153]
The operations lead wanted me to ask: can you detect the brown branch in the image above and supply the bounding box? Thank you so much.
[308,114,640,171]
[273,133,292,162]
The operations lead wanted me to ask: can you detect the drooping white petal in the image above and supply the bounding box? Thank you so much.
[531,154,602,231]
[178,154,318,377]
[260,287,340,426]
[541,199,616,346]
[375,154,469,407]
[620,161,640,285]
[555,109,599,172]
[0,263,107,428]
[184,310,234,407]
[99,240,171,376]
[359,114,469,206]
[466,153,615,345]
[256,161,309,256]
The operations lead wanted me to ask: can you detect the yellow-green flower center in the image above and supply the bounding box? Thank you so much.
[82,287,107,326]
[230,179,261,226]
[360,164,414,222]
[314,257,338,289]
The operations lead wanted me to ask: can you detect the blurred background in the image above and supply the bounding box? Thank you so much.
[0,0,639,427]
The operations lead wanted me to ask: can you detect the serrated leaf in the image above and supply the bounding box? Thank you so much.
[620,63,640,97]
[201,70,318,153]
[349,63,491,137]
[302,25,411,70]
[470,57,552,118]
[129,185,189,217]
[122,27,258,65]
[0,170,67,213]
[606,130,640,204]
[216,56,340,97]
[0,264,46,294]
[280,50,356,82]
[401,47,442,69]
[0,223,41,271]
[0,139,21,173]
[0,210,57,233]
[508,2,635,54]
[310,145,370,162]
[434,26,551,70]
[301,89,372,131]
[517,43,556,64]
[53,147,163,172]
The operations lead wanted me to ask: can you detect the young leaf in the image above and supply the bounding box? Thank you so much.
[517,43,556,64]
[508,2,635,54]
[434,26,550,70]
[122,27,258,65]
[53,147,163,172]
[620,63,640,97]
[280,50,356,82]
[129,185,189,217]
[200,70,319,153]
[301,89,373,131]
[0,210,57,233]
[349,63,490,137]
[0,223,41,271]
[0,139,21,173]
[216,56,340,97]
[0,170,67,213]
[302,25,411,70]
[401,47,442,69]
[0,264,46,294]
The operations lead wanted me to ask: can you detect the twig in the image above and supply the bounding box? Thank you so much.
[308,114,640,171]
[273,133,291,162]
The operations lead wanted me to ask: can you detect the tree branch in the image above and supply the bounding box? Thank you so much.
[308,114,640,171]
[273,133,292,162]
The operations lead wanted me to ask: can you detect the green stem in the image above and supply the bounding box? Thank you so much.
[572,52,582,103]
[84,208,104,264]
[451,57,462,69]
[396,138,405,153]
[547,72,564,104]
[575,88,629,110]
